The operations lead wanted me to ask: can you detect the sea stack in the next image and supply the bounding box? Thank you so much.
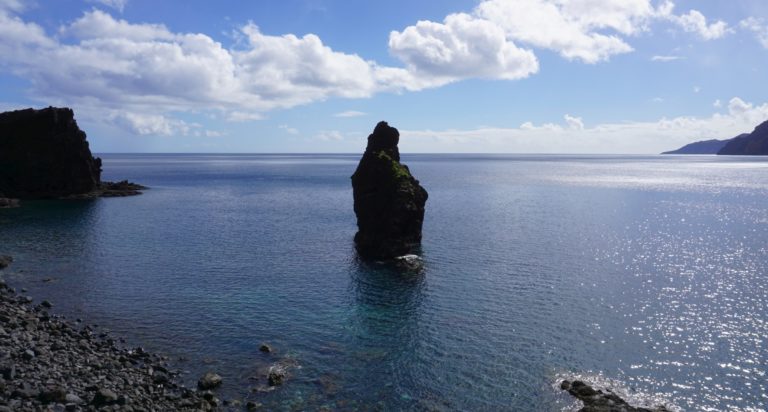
[351,121,428,260]
[0,107,101,198]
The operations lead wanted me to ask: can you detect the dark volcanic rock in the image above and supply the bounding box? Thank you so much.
[661,138,732,154]
[351,121,428,260]
[0,195,19,208]
[99,180,147,197]
[560,380,671,412]
[718,120,768,155]
[0,278,215,411]
[197,371,223,390]
[0,255,12,269]
[0,107,102,198]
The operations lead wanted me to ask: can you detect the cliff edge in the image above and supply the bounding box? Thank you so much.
[0,107,101,198]
[718,120,768,155]
[0,107,144,201]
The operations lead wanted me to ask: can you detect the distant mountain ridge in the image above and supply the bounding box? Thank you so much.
[662,119,768,155]
[661,138,733,154]
[718,120,768,155]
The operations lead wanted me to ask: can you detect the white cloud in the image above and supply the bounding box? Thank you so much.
[0,0,24,12]
[661,5,729,40]
[474,0,642,63]
[740,17,768,48]
[334,110,366,118]
[652,97,664,102]
[86,0,129,13]
[389,12,539,81]
[0,3,738,138]
[564,114,584,130]
[10,8,542,135]
[727,97,752,116]
[226,112,264,122]
[393,0,727,67]
[61,9,172,40]
[398,98,768,154]
[651,55,682,62]
[315,130,344,141]
[204,130,225,138]
[693,86,701,93]
[278,124,299,134]
[107,112,193,136]
[713,99,721,108]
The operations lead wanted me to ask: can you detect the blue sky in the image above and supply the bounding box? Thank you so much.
[1,0,767,153]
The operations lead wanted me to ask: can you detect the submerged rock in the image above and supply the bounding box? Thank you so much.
[99,180,147,197]
[393,254,424,271]
[198,371,223,390]
[351,121,428,260]
[0,255,12,269]
[560,380,671,412]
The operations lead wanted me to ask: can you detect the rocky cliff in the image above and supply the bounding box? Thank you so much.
[351,121,428,260]
[661,138,732,154]
[718,120,768,155]
[0,107,102,198]
[661,119,768,155]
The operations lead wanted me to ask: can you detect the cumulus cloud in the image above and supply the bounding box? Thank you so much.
[389,12,539,81]
[399,98,768,154]
[86,0,129,13]
[727,97,753,116]
[0,2,737,137]
[4,7,521,135]
[0,0,24,12]
[393,0,727,67]
[334,110,366,118]
[0,9,424,133]
[564,114,584,130]
[473,0,642,63]
[669,9,729,40]
[740,17,768,48]
[107,112,193,136]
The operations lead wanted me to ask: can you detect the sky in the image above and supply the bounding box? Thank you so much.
[1,0,768,153]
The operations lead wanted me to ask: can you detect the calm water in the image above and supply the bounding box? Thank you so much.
[1,154,767,411]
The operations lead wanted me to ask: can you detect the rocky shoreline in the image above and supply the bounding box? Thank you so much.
[560,379,671,412]
[0,258,257,411]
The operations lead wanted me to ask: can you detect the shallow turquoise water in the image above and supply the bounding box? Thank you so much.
[1,154,767,410]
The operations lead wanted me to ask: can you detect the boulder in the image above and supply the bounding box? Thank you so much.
[197,372,222,390]
[351,121,428,260]
[0,256,12,269]
[0,107,101,198]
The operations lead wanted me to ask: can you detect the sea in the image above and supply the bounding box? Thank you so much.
[1,154,767,411]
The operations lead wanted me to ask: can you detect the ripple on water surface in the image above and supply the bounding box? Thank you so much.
[1,154,767,411]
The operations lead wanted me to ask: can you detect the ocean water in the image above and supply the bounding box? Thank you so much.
[1,154,767,411]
